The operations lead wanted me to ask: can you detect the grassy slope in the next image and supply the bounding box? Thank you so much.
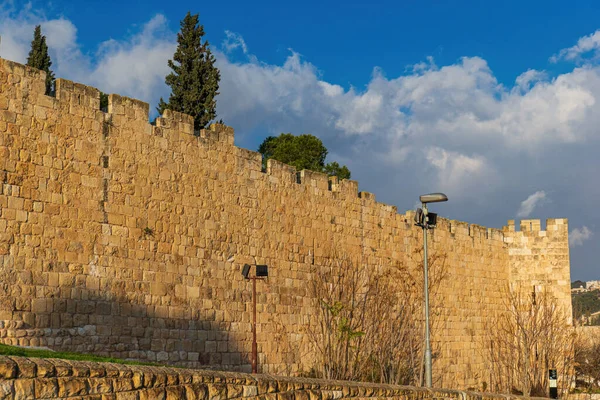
[0,343,160,366]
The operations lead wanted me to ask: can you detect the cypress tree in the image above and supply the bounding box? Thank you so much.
[157,12,220,131]
[26,25,55,96]
[100,92,109,112]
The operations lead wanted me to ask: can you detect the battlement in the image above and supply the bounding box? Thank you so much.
[502,218,569,236]
[109,93,150,123]
[56,78,101,110]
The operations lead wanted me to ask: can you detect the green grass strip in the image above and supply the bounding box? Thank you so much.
[0,343,161,366]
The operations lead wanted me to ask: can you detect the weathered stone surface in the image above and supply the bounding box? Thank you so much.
[57,377,88,397]
[34,378,58,398]
[88,377,114,394]
[208,383,227,400]
[139,387,167,400]
[13,378,34,399]
[0,357,17,379]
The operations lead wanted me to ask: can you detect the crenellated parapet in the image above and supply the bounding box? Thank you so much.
[56,78,101,111]
[502,218,569,236]
[108,93,150,123]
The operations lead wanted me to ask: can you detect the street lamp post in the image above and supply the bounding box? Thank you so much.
[241,264,268,373]
[414,193,448,388]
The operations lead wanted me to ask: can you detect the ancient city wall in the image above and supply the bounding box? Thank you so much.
[0,58,572,391]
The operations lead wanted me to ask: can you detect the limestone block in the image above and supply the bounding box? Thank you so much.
[208,383,226,400]
[0,357,17,378]
[57,377,88,397]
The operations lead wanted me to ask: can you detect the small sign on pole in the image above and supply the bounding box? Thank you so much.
[549,369,558,399]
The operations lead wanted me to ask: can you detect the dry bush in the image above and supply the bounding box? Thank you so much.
[306,243,447,385]
[574,329,600,392]
[484,285,575,397]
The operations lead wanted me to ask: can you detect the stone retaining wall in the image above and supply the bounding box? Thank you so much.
[0,356,544,400]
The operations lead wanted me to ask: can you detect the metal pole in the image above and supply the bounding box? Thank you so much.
[252,276,258,374]
[423,203,432,388]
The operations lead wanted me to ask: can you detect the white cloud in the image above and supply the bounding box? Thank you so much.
[570,226,593,246]
[551,30,600,62]
[517,191,547,218]
[82,15,175,102]
[222,30,248,55]
[0,7,175,107]
[424,147,494,198]
[514,69,547,92]
[0,3,78,64]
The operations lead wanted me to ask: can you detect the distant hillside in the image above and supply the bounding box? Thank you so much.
[572,289,600,325]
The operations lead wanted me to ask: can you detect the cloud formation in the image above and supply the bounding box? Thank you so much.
[0,5,175,108]
[570,226,593,246]
[550,30,600,62]
[222,30,249,55]
[517,191,547,218]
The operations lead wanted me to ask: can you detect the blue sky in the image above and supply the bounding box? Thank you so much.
[1,0,600,279]
[45,0,600,87]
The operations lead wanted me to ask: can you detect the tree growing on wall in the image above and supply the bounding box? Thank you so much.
[157,12,220,131]
[258,133,351,180]
[26,25,55,96]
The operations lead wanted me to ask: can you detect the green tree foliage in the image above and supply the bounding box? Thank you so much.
[324,161,351,181]
[157,12,220,131]
[100,92,108,112]
[572,280,586,289]
[572,289,600,321]
[258,133,351,179]
[26,25,55,96]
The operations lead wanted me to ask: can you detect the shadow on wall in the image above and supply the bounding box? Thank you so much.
[0,262,252,372]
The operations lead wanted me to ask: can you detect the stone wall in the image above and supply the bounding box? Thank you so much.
[0,58,572,390]
[0,356,546,400]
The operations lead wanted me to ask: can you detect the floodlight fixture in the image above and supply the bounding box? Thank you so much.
[427,212,438,227]
[256,265,268,277]
[419,193,448,204]
[241,264,251,279]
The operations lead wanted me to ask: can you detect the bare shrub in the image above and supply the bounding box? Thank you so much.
[484,285,575,397]
[574,329,600,392]
[306,243,447,385]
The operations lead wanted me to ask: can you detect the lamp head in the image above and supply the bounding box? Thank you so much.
[419,193,448,204]
[241,264,269,279]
